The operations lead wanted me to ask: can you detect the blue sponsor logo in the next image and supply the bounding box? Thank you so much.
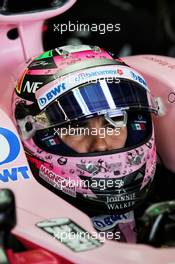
[0,128,20,166]
[39,97,47,106]
[0,167,29,182]
[39,83,66,108]
[92,211,134,231]
[130,71,147,87]
[0,127,30,182]
[75,70,117,82]
[93,214,128,230]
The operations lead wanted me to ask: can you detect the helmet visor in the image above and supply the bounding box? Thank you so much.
[34,79,158,129]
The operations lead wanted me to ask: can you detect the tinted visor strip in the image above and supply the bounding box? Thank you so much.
[44,80,151,126]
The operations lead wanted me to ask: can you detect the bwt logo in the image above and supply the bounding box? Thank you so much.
[39,83,66,108]
[0,127,30,182]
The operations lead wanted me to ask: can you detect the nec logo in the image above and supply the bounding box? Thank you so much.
[0,127,30,182]
[16,80,43,94]
[38,83,66,109]
[23,81,43,93]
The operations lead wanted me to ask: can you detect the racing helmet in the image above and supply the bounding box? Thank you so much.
[12,45,161,214]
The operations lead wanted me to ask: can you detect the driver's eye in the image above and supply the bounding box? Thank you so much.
[104,123,115,129]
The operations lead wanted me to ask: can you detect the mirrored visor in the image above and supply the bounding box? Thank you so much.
[34,79,158,130]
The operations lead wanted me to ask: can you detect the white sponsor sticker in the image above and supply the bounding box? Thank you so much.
[37,66,148,109]
[55,45,93,54]
[39,165,76,197]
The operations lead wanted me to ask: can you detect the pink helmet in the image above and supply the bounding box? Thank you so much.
[12,45,160,214]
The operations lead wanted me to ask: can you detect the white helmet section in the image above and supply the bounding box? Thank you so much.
[36,65,148,110]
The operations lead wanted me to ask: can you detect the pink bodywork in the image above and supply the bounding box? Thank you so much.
[123,55,175,172]
[0,3,175,263]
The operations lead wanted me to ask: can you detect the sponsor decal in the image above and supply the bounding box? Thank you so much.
[36,218,102,252]
[117,69,123,75]
[75,69,118,81]
[39,165,76,197]
[55,45,93,55]
[35,50,53,60]
[42,135,60,147]
[105,191,137,210]
[17,75,52,102]
[130,71,147,87]
[106,201,135,210]
[0,127,30,182]
[143,55,175,69]
[30,60,49,67]
[38,83,66,109]
[29,57,57,70]
[106,193,136,203]
[45,138,59,146]
[37,66,148,109]
[0,167,29,182]
[23,81,43,93]
[92,211,134,231]
[131,123,145,130]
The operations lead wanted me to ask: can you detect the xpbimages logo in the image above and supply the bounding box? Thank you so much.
[38,83,66,109]
[0,127,30,183]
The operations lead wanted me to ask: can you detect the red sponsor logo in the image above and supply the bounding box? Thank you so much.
[117,69,123,75]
